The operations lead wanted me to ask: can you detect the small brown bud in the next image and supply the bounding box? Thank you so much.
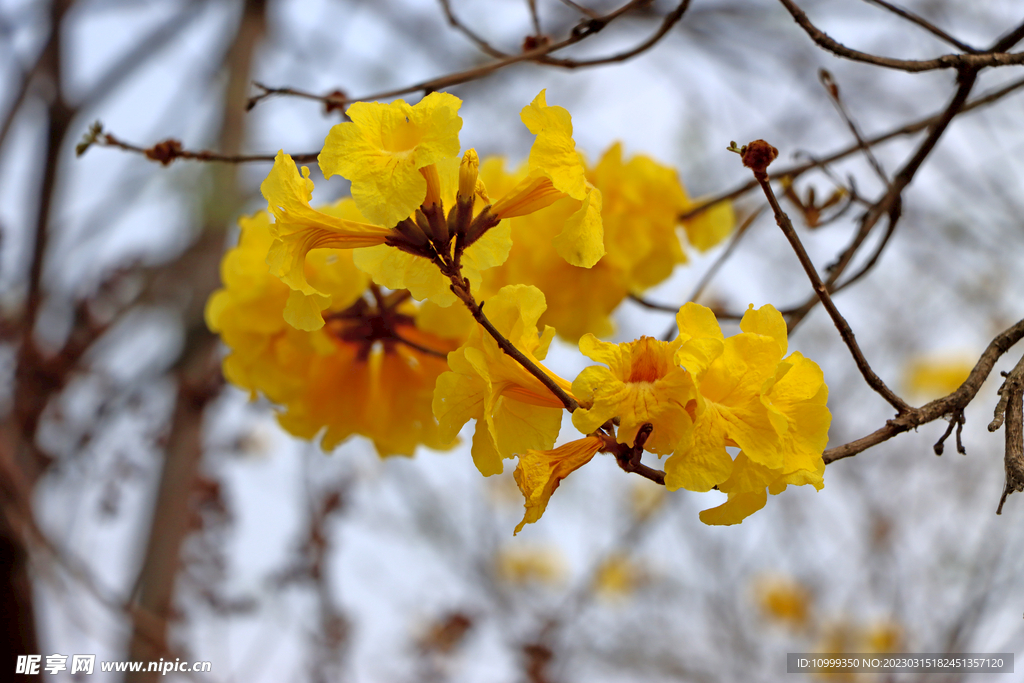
[522,34,551,51]
[145,139,183,166]
[741,139,778,176]
[323,89,348,114]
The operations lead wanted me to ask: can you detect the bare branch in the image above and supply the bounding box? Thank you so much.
[860,0,978,53]
[680,74,1024,221]
[778,0,1024,72]
[744,139,911,414]
[437,0,508,58]
[248,0,685,110]
[85,127,318,164]
[823,318,1024,464]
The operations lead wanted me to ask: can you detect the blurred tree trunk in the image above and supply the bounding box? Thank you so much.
[0,0,75,670]
[125,0,266,678]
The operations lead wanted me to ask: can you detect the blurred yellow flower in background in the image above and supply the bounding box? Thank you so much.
[903,354,974,401]
[495,545,567,586]
[754,574,813,631]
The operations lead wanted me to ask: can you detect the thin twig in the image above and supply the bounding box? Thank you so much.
[86,129,318,164]
[437,0,508,58]
[645,204,766,341]
[745,140,911,415]
[458,290,578,412]
[608,423,666,485]
[680,74,1024,221]
[248,0,681,110]
[778,0,1024,72]
[819,69,888,185]
[861,0,977,53]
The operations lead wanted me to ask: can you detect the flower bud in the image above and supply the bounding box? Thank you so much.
[420,163,442,208]
[458,149,479,201]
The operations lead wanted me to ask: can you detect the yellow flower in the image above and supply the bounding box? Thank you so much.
[592,554,647,600]
[318,91,463,227]
[865,621,903,653]
[903,354,974,400]
[571,335,697,455]
[492,90,605,267]
[207,209,463,457]
[513,436,604,533]
[753,574,812,630]
[432,285,573,477]
[481,144,735,341]
[261,153,390,330]
[652,303,830,524]
[699,351,830,525]
[495,545,567,585]
[665,303,788,493]
[266,91,605,312]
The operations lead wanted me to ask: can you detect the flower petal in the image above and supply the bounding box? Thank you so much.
[513,436,603,533]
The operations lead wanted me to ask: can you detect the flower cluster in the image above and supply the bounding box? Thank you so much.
[481,143,734,341]
[206,88,831,534]
[515,302,830,530]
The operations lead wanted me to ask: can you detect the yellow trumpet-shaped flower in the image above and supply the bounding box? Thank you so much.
[513,436,604,534]
[492,91,605,268]
[206,209,463,457]
[432,285,573,477]
[481,144,735,341]
[699,351,830,525]
[351,155,512,307]
[319,91,463,227]
[665,304,787,492]
[663,303,830,523]
[571,335,697,455]
[264,91,606,313]
[261,152,390,330]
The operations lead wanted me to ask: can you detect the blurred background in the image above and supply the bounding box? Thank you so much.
[2,0,1024,680]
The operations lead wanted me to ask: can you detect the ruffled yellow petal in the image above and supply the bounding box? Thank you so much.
[740,303,788,356]
[699,489,768,525]
[663,405,735,492]
[319,92,463,227]
[551,184,604,267]
[432,285,569,475]
[513,436,603,533]
[520,90,587,200]
[572,335,696,455]
[698,333,785,468]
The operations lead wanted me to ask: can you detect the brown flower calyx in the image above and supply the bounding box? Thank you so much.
[741,139,779,177]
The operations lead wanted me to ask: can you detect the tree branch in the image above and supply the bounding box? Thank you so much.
[743,140,911,415]
[823,318,1024,464]
[778,0,1024,72]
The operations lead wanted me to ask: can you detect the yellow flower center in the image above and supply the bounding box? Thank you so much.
[382,117,422,153]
